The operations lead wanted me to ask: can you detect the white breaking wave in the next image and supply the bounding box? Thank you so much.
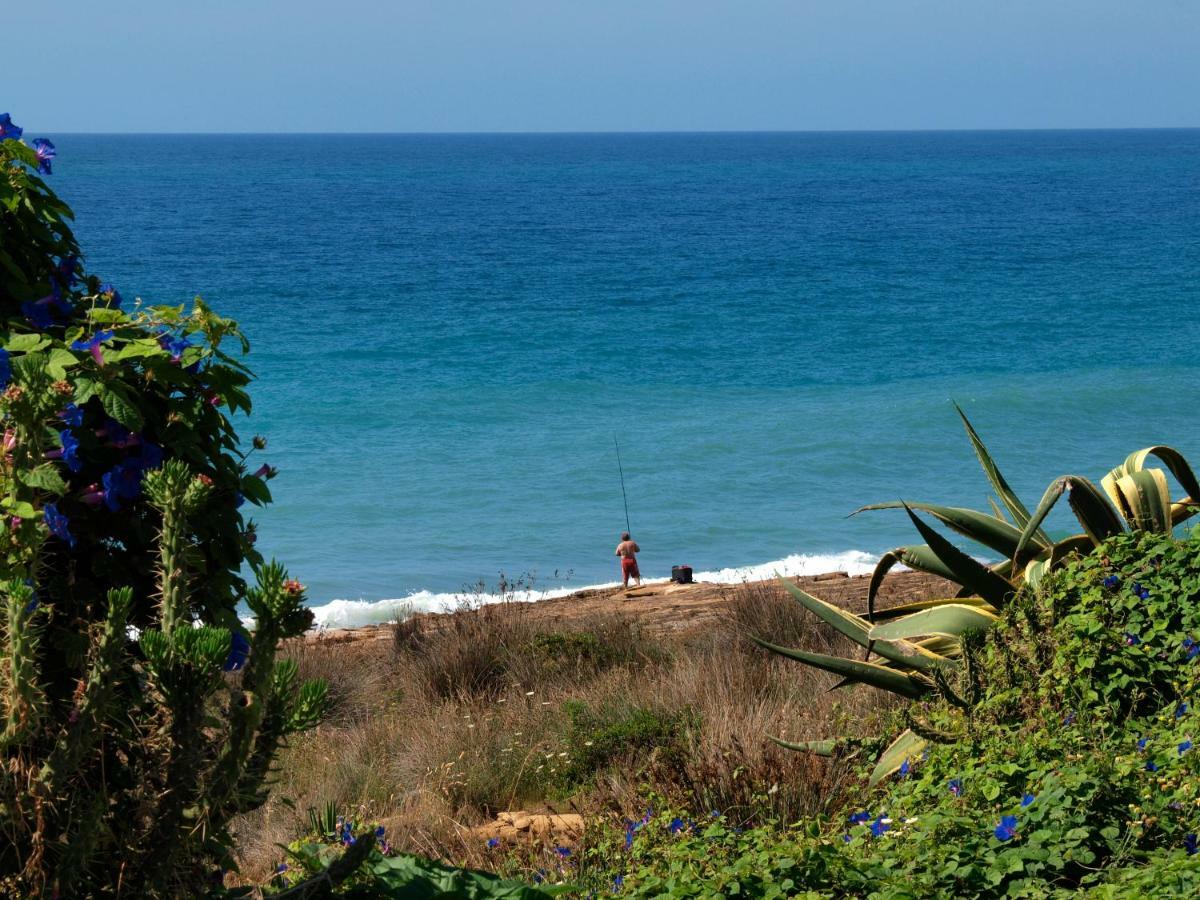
[302,550,883,631]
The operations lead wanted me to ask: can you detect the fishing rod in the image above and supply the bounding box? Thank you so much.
[613,434,631,534]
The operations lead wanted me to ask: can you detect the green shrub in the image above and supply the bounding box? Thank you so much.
[556,701,694,791]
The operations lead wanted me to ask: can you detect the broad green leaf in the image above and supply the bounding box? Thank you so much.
[752,637,930,698]
[46,348,79,379]
[19,464,68,496]
[1,499,38,519]
[240,474,272,506]
[869,729,927,786]
[903,504,1014,606]
[868,604,999,641]
[100,383,144,431]
[4,333,49,353]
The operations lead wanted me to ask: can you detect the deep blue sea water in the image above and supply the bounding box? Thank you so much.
[53,130,1200,625]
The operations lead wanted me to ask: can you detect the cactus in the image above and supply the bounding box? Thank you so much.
[0,117,330,896]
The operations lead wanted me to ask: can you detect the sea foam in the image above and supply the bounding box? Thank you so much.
[304,550,881,631]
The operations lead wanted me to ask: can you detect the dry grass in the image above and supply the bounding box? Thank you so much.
[231,580,898,880]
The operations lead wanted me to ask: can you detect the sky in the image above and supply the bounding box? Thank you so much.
[7,1,1199,133]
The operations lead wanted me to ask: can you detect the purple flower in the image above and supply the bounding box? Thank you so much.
[994,815,1018,842]
[375,825,386,839]
[31,138,55,175]
[1146,761,1159,772]
[1103,575,1120,589]
[71,331,115,366]
[1063,711,1075,726]
[98,283,122,308]
[59,403,84,428]
[223,631,251,672]
[1137,737,1148,752]
[58,429,82,473]
[842,832,851,844]
[555,846,571,858]
[43,503,75,547]
[0,113,22,141]
[898,758,911,778]
[22,297,57,329]
[275,863,288,874]
[667,817,685,834]
[0,349,10,389]
[101,461,144,510]
[158,332,192,361]
[1178,703,1189,720]
[1124,632,1140,647]
[869,815,890,838]
[848,811,871,825]
[948,778,962,797]
[1132,582,1151,600]
[1179,740,1193,756]
[1186,834,1199,856]
[1185,638,1200,660]
[486,837,499,849]
[1021,793,1035,808]
[612,874,624,891]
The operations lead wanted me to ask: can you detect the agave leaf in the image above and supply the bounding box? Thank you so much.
[867,546,961,624]
[856,501,1039,558]
[869,729,927,786]
[987,497,1009,523]
[1014,476,1124,569]
[1102,468,1172,533]
[868,604,1000,641]
[752,637,930,699]
[776,578,953,672]
[1172,500,1198,527]
[768,736,843,756]
[954,404,1048,543]
[869,596,998,623]
[1108,446,1200,507]
[902,505,1014,607]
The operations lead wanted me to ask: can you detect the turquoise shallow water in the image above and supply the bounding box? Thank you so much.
[52,130,1200,624]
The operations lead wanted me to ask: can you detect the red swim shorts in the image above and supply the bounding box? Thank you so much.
[621,557,640,579]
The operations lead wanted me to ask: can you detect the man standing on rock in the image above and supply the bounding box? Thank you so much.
[615,532,642,589]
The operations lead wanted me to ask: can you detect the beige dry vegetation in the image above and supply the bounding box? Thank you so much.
[232,579,906,880]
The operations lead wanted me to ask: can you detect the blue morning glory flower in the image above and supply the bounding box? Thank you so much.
[1137,737,1148,752]
[1146,761,1159,772]
[22,299,56,329]
[486,837,499,849]
[1124,632,1140,647]
[43,503,75,548]
[555,846,571,858]
[1132,583,1150,600]
[667,817,685,834]
[849,811,871,825]
[842,832,852,844]
[1179,740,1192,755]
[98,283,123,308]
[1063,711,1075,726]
[223,631,251,672]
[72,331,115,366]
[623,824,635,850]
[59,403,84,428]
[375,825,386,838]
[1177,703,1189,720]
[1021,793,1035,808]
[869,815,890,838]
[31,138,55,175]
[58,429,83,473]
[948,778,962,797]
[1185,638,1200,660]
[899,758,911,778]
[0,348,10,389]
[1186,834,1198,856]
[612,874,624,891]
[994,815,1018,842]
[158,332,192,361]
[0,113,22,141]
[275,863,288,874]
[1103,575,1120,589]
[102,461,144,510]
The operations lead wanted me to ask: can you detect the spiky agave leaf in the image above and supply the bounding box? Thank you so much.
[902,504,1014,607]
[868,545,961,624]
[767,736,843,756]
[1014,475,1125,569]
[954,403,1049,543]
[776,578,956,672]
[855,501,1038,559]
[869,729,927,786]
[752,637,931,699]
[867,604,1000,642]
[1102,468,1172,533]
[868,596,998,623]
[1106,446,1200,512]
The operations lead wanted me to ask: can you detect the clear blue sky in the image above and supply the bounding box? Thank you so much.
[9,1,1199,133]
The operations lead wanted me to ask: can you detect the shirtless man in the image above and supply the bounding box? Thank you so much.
[615,532,641,589]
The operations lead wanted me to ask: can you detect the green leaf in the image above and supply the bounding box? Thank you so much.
[868,596,997,623]
[856,501,1037,558]
[902,504,1014,606]
[19,464,68,496]
[100,383,144,431]
[751,637,930,698]
[868,729,927,786]
[1015,476,1124,568]
[768,736,841,756]
[46,348,79,379]
[4,333,49,353]
[868,604,1000,641]
[240,474,272,506]
[955,403,1046,541]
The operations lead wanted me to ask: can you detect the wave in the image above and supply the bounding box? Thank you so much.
[301,550,882,631]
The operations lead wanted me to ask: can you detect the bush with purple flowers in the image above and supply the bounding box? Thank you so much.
[0,116,332,896]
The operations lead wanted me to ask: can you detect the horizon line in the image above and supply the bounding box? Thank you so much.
[40,125,1200,137]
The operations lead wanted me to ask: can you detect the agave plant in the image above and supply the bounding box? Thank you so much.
[756,406,1199,783]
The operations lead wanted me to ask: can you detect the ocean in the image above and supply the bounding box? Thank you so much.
[53,130,1200,626]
